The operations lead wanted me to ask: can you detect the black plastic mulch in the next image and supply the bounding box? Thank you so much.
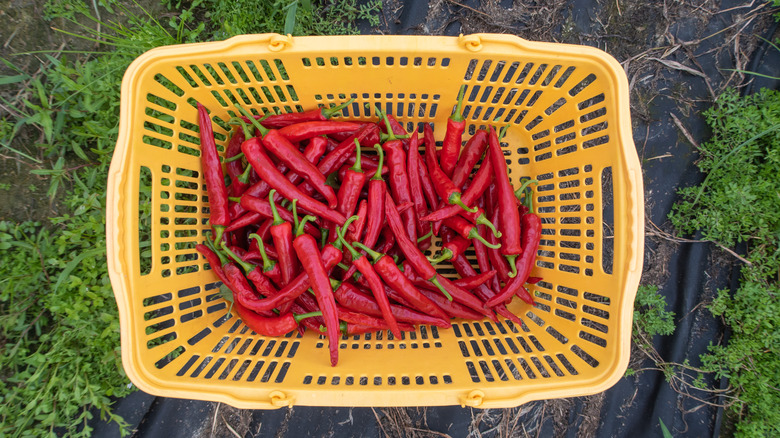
[92,1,780,436]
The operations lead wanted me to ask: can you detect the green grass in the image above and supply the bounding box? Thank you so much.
[0,0,383,436]
[669,87,780,437]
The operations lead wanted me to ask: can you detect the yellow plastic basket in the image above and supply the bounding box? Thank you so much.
[107,34,643,409]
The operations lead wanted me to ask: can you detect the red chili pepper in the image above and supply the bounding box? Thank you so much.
[484,211,541,308]
[233,299,322,337]
[407,133,428,236]
[334,282,450,328]
[277,121,364,143]
[488,127,523,275]
[237,242,343,314]
[336,140,367,218]
[377,107,417,243]
[197,103,230,242]
[246,233,283,287]
[362,144,387,251]
[383,193,441,286]
[196,243,231,287]
[352,242,451,323]
[473,197,501,295]
[297,123,380,198]
[293,217,341,366]
[241,137,347,226]
[423,124,477,214]
[239,113,338,209]
[451,129,488,190]
[231,135,329,219]
[420,150,494,223]
[245,99,354,128]
[221,243,278,298]
[350,199,368,242]
[440,85,467,177]
[449,254,521,325]
[338,221,402,338]
[388,287,483,320]
[415,142,440,213]
[267,191,298,286]
[486,206,512,284]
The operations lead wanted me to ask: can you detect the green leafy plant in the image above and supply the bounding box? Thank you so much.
[669,87,780,437]
[633,285,676,345]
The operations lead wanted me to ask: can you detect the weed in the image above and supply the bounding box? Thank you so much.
[670,87,780,437]
[633,285,676,345]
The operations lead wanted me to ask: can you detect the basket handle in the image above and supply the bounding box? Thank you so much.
[458,390,486,407]
[268,390,294,407]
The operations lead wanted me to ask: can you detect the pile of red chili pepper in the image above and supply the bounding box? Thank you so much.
[195,88,541,367]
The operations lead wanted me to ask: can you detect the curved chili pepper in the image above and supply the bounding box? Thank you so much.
[352,242,451,323]
[277,121,364,143]
[241,137,347,226]
[336,139,367,218]
[293,217,341,366]
[440,85,467,177]
[197,103,230,242]
[407,132,428,237]
[236,108,338,208]
[245,99,354,128]
[387,286,483,320]
[334,281,450,328]
[233,298,321,337]
[267,190,298,286]
[377,106,417,243]
[423,123,477,215]
[451,129,488,190]
[449,254,520,325]
[338,222,402,338]
[488,127,522,276]
[484,211,541,308]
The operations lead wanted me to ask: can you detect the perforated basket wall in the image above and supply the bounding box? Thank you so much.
[107,34,643,409]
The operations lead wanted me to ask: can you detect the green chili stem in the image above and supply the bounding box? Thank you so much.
[296,215,316,237]
[248,233,275,272]
[506,255,518,278]
[237,163,253,183]
[350,139,362,173]
[268,189,284,226]
[448,192,479,213]
[427,249,452,265]
[294,311,323,323]
[224,152,245,163]
[221,243,255,273]
[321,98,356,118]
[371,144,384,181]
[234,104,269,137]
[429,276,453,301]
[468,228,501,249]
[228,117,253,139]
[475,213,502,239]
[451,84,466,123]
[205,236,229,266]
[352,241,383,263]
